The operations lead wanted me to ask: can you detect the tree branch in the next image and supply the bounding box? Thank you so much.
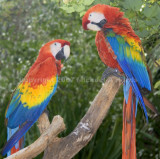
[5,76,122,159]
[44,76,122,159]
[5,115,65,159]
[37,110,51,134]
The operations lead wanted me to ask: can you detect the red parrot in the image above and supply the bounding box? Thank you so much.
[2,39,70,156]
[82,4,157,159]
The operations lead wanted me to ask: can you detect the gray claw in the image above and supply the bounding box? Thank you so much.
[101,67,124,82]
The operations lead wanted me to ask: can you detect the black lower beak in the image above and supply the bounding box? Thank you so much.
[56,48,66,60]
[91,19,107,28]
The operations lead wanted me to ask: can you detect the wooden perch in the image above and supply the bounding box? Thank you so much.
[5,115,65,159]
[37,110,51,134]
[5,76,122,159]
[43,76,122,159]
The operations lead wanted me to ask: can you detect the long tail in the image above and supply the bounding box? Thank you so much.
[6,127,25,156]
[143,96,159,115]
[6,127,24,156]
[122,83,136,159]
[2,121,34,156]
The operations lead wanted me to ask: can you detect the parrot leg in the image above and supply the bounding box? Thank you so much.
[43,108,49,116]
[101,67,124,82]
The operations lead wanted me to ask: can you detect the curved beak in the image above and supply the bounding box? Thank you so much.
[55,45,70,60]
[91,19,107,28]
[82,20,90,30]
[56,47,66,60]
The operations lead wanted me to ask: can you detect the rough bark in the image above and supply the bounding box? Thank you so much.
[43,76,122,159]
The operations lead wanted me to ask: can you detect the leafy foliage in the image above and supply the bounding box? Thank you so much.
[0,0,160,159]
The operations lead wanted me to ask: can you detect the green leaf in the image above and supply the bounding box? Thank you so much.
[145,18,159,26]
[133,0,143,11]
[80,11,86,17]
[94,0,110,5]
[156,6,160,20]
[61,6,75,13]
[74,5,85,12]
[83,0,94,6]
[154,81,160,89]
[135,30,149,38]
[125,10,136,19]
[122,0,143,11]
[143,5,159,18]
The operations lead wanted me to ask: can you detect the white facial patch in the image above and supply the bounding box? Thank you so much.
[63,45,70,59]
[50,42,62,57]
[88,12,105,23]
[87,12,106,31]
[87,23,101,31]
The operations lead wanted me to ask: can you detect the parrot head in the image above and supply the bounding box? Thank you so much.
[82,4,123,31]
[39,39,70,61]
[38,39,70,75]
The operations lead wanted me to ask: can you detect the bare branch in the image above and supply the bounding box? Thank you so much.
[43,76,122,159]
[5,116,65,159]
[37,110,51,134]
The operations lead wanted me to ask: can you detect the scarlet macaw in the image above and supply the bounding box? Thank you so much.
[82,4,156,159]
[2,39,70,156]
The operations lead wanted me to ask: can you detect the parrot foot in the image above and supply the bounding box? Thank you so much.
[43,108,49,116]
[101,67,124,82]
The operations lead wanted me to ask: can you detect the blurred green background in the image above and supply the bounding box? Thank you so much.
[0,0,160,158]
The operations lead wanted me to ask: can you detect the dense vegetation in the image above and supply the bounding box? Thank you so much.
[0,0,160,158]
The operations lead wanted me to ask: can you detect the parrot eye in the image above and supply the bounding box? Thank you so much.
[88,12,105,23]
[50,42,62,57]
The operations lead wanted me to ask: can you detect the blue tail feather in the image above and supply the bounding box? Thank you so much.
[123,79,139,118]
[2,121,34,156]
[119,59,148,122]
[7,127,19,156]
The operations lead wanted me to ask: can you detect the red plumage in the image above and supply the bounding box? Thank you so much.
[122,87,136,159]
[82,4,140,42]
[24,39,70,87]
[95,31,123,72]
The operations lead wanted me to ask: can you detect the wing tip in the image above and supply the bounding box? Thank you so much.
[1,145,8,156]
[2,121,33,156]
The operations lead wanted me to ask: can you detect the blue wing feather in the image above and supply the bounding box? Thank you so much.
[6,90,21,119]
[106,32,150,121]
[7,79,58,128]
[106,33,151,91]
[2,77,58,156]
[2,121,34,156]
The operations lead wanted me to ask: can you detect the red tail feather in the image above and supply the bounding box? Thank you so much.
[122,86,136,159]
[10,136,24,155]
[10,145,19,155]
